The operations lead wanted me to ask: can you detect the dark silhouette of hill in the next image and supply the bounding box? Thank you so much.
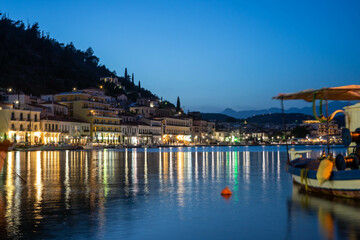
[202,112,344,127]
[0,13,156,99]
[246,113,313,124]
[221,101,352,119]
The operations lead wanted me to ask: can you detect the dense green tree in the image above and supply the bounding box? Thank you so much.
[176,96,181,112]
[124,67,128,81]
[0,13,164,101]
[291,126,310,138]
[132,73,134,84]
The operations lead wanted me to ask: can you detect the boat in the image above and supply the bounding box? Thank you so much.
[273,85,360,199]
[82,142,104,150]
[0,140,12,174]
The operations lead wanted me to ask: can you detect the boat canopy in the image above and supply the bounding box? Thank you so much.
[273,85,360,102]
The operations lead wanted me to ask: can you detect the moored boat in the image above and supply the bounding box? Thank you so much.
[0,140,11,174]
[83,142,104,150]
[274,85,360,199]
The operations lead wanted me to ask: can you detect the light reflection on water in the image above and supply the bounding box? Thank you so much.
[0,146,356,239]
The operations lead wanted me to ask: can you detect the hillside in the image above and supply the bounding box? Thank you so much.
[246,113,313,125]
[0,13,156,99]
[222,101,352,119]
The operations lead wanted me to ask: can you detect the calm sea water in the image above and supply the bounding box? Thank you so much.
[0,145,358,240]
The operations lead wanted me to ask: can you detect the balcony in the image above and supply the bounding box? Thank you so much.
[93,121,121,126]
[45,128,60,132]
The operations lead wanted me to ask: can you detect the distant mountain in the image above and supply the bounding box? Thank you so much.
[201,113,238,122]
[246,113,313,125]
[221,101,352,119]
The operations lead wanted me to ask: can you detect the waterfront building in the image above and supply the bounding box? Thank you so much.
[192,119,216,144]
[40,118,61,144]
[140,118,162,145]
[137,122,153,145]
[213,130,230,143]
[0,104,41,144]
[55,89,122,143]
[41,116,90,144]
[121,122,138,145]
[121,120,162,146]
[251,132,269,142]
[300,120,341,137]
[153,116,192,144]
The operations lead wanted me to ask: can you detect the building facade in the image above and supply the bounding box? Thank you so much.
[0,105,41,144]
[55,89,122,143]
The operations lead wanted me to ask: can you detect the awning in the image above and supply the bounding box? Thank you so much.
[273,85,360,102]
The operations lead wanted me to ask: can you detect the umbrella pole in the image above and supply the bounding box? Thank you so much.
[326,98,330,156]
[281,98,290,164]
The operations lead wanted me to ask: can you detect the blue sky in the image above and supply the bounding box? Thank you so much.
[2,0,360,112]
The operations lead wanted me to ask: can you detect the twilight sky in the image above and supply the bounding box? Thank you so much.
[2,1,360,112]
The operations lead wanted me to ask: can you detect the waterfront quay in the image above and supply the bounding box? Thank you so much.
[0,86,343,149]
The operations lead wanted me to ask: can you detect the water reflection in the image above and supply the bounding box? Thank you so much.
[0,146,348,239]
[289,185,360,240]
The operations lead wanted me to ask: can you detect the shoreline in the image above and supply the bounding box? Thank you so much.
[11,143,345,151]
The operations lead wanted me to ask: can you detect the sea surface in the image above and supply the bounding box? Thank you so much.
[0,145,358,240]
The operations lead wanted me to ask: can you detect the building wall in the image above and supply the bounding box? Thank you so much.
[58,121,90,143]
[345,103,360,132]
[40,119,61,144]
[130,106,157,118]
[56,92,123,143]
[0,108,41,144]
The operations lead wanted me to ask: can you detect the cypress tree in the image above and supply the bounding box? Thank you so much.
[124,67,128,80]
[176,96,181,112]
[132,73,134,84]
[138,81,141,89]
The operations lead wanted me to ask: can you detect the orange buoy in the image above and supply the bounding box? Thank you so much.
[221,186,232,196]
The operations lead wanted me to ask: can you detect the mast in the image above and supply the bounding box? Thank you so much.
[281,98,290,164]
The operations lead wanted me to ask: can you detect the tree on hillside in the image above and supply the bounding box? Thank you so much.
[0,13,163,101]
[291,126,310,138]
[132,73,134,84]
[176,96,181,112]
[124,67,128,81]
[138,81,141,89]
[84,47,99,66]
